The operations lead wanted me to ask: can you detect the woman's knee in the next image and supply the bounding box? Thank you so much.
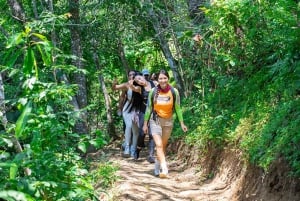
[155,143,163,150]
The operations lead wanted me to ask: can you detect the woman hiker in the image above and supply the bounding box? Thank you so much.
[143,69,188,178]
[133,69,156,162]
[113,70,144,158]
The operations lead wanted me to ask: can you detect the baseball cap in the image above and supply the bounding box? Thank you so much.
[142,69,150,76]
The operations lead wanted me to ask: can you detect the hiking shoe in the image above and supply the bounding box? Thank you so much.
[122,145,130,158]
[159,170,168,178]
[159,163,168,178]
[159,172,168,178]
[121,143,125,151]
[133,148,141,160]
[147,156,155,163]
[154,160,160,176]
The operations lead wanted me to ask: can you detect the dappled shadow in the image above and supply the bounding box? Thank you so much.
[93,137,300,201]
[107,146,200,201]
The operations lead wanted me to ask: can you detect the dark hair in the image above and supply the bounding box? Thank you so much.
[157,69,169,79]
[151,73,157,80]
[127,70,136,76]
[154,69,169,103]
[126,72,145,112]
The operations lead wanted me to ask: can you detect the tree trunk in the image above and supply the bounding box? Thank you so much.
[5,0,31,175]
[118,40,130,74]
[0,75,19,151]
[0,73,31,176]
[0,74,8,131]
[186,0,207,25]
[91,39,117,139]
[7,0,26,23]
[31,0,39,19]
[98,75,117,139]
[69,0,88,134]
[0,25,9,37]
[47,0,85,134]
[144,0,185,97]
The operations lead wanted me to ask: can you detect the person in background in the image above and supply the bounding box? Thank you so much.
[126,72,147,159]
[116,71,134,150]
[117,90,126,117]
[150,72,158,86]
[113,70,142,158]
[143,69,188,178]
[134,69,156,163]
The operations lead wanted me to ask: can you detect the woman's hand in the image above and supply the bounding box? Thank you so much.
[112,79,118,90]
[180,122,188,133]
[128,80,134,87]
[143,123,148,134]
[128,80,141,93]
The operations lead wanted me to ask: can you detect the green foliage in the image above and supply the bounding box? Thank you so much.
[0,162,18,179]
[181,0,300,176]
[246,99,300,174]
[90,162,119,189]
[0,21,112,199]
[15,101,32,139]
[0,190,34,201]
[1,1,299,200]
[78,130,108,153]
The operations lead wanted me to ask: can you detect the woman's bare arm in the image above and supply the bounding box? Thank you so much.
[112,80,129,91]
[128,80,141,93]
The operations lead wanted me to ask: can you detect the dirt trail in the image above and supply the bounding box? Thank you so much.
[99,144,237,201]
[91,140,300,201]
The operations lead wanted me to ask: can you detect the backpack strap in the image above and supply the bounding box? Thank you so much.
[170,86,177,118]
[151,86,156,105]
[151,87,157,119]
[149,80,156,88]
[151,86,176,113]
[170,86,176,109]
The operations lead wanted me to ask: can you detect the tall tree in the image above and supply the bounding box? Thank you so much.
[45,0,88,137]
[4,0,32,176]
[144,0,185,97]
[91,38,117,139]
[0,74,7,133]
[69,0,88,134]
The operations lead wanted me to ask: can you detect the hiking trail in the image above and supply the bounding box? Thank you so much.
[89,139,300,201]
[94,142,237,201]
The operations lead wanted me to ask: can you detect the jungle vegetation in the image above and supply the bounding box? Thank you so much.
[0,0,299,200]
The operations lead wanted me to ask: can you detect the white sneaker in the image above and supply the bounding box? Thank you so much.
[154,160,160,176]
[159,163,168,178]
